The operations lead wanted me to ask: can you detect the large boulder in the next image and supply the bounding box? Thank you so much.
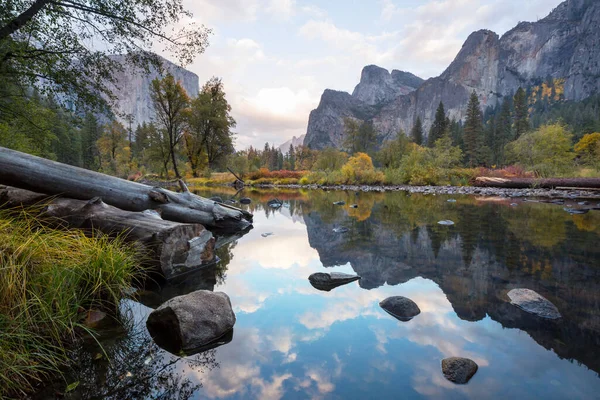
[507,288,561,319]
[309,272,360,291]
[146,290,236,354]
[379,296,421,321]
[441,357,478,384]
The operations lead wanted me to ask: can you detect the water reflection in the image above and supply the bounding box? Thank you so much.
[59,188,600,399]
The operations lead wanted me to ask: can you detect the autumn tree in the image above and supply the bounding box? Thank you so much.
[377,131,410,169]
[574,132,600,168]
[428,102,447,147]
[463,91,484,166]
[96,120,129,176]
[150,73,190,178]
[343,118,377,155]
[411,117,424,145]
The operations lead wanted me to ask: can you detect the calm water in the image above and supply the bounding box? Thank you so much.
[61,189,600,399]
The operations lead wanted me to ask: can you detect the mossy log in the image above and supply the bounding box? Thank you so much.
[0,185,216,279]
[0,147,252,232]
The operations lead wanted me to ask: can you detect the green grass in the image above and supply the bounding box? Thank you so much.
[0,208,141,398]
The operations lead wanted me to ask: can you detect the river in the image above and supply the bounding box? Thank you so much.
[51,188,600,399]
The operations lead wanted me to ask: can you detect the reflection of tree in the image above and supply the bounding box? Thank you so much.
[64,311,219,400]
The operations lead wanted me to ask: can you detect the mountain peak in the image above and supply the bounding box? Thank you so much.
[352,65,423,105]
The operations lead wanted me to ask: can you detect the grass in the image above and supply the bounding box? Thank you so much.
[0,208,141,398]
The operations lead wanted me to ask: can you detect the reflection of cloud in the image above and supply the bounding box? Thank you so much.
[253,373,292,400]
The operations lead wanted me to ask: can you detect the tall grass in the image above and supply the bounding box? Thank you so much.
[0,208,141,398]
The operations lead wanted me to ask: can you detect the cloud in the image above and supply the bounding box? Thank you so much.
[266,0,296,21]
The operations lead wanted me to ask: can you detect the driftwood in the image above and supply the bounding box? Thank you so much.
[0,147,252,232]
[0,186,216,279]
[474,177,600,189]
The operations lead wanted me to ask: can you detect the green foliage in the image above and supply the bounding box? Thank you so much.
[343,118,377,155]
[428,101,447,147]
[377,131,410,169]
[0,209,140,398]
[506,123,575,176]
[312,147,349,171]
[341,153,384,184]
[411,117,424,145]
[464,91,484,166]
[513,87,530,138]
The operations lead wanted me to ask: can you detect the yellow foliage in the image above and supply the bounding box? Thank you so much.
[341,153,384,184]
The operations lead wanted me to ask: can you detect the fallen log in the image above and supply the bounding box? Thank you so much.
[0,147,252,232]
[474,177,600,189]
[0,186,216,279]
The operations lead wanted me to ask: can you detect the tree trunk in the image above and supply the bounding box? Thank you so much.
[473,177,600,189]
[0,186,217,279]
[0,147,252,232]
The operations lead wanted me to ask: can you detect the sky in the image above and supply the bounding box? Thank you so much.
[170,0,564,150]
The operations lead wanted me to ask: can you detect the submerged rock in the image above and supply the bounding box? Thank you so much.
[441,357,478,384]
[379,296,421,321]
[261,232,274,238]
[146,290,236,355]
[447,199,457,203]
[507,288,561,319]
[333,227,349,233]
[563,207,589,215]
[267,199,283,208]
[350,204,358,208]
[240,197,252,204]
[437,220,455,226]
[84,310,109,329]
[333,201,346,206]
[309,272,360,291]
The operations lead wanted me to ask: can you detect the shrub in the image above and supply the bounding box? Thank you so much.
[341,153,384,184]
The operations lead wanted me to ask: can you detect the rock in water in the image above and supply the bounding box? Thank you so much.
[333,201,345,206]
[379,296,421,321]
[447,199,456,203]
[563,207,589,215]
[350,204,358,208]
[441,357,478,384]
[507,288,561,319]
[267,199,282,208]
[146,290,236,354]
[333,227,349,233]
[309,272,360,291]
[261,232,274,238]
[438,220,455,226]
[240,198,252,204]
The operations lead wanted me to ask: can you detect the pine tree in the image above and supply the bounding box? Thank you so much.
[513,87,530,138]
[495,99,512,165]
[428,102,447,147]
[81,112,101,170]
[411,116,424,145]
[463,91,484,166]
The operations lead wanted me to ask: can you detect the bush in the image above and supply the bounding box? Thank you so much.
[341,153,384,184]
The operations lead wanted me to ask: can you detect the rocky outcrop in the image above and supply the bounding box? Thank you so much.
[305,0,600,149]
[107,54,199,128]
[352,65,423,106]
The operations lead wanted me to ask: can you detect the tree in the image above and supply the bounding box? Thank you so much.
[96,120,129,175]
[80,112,101,170]
[150,73,190,178]
[428,102,447,147]
[0,0,210,125]
[506,123,574,176]
[463,91,484,166]
[494,99,512,165]
[411,117,424,145]
[377,131,410,169]
[513,87,530,138]
[343,118,377,155]
[431,134,463,169]
[313,147,349,171]
[574,132,600,168]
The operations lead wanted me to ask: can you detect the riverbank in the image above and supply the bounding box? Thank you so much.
[191,182,600,200]
[0,209,142,398]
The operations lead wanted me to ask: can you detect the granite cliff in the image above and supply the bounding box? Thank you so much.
[107,54,199,128]
[305,0,600,149]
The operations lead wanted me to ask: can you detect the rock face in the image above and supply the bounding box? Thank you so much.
[507,288,562,319]
[107,54,199,128]
[379,296,421,321]
[352,65,424,106]
[278,134,306,153]
[441,357,478,384]
[146,290,235,354]
[305,0,600,149]
[308,272,360,291]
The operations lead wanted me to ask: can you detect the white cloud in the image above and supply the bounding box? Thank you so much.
[266,0,297,21]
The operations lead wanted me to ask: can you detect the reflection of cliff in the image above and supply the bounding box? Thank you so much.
[303,198,600,374]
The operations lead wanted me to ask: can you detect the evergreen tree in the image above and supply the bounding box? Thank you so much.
[463,91,484,166]
[513,87,530,138]
[81,113,101,170]
[411,117,424,145]
[495,99,513,165]
[428,102,447,147]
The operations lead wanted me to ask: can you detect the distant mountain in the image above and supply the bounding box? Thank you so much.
[305,0,600,149]
[277,134,306,153]
[107,54,199,128]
